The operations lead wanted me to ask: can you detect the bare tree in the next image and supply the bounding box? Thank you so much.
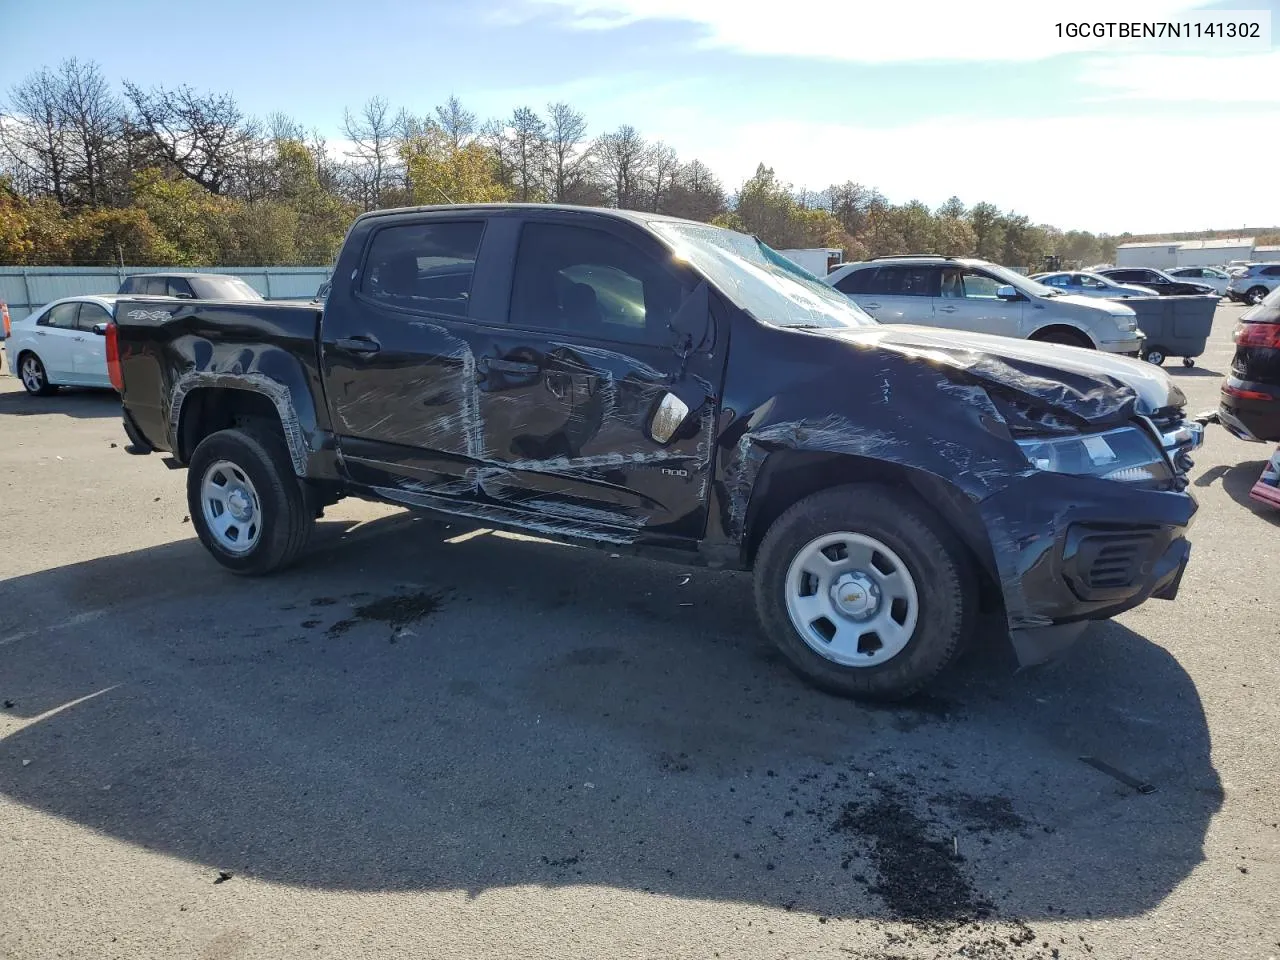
[124,82,257,195]
[664,159,725,221]
[478,117,515,194]
[0,66,71,203]
[508,106,547,202]
[342,96,399,209]
[647,142,679,213]
[593,124,651,209]
[434,95,476,150]
[56,58,121,206]
[545,101,588,203]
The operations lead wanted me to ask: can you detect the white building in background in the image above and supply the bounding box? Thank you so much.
[1114,237,1258,269]
[1255,245,1280,262]
[777,248,845,276]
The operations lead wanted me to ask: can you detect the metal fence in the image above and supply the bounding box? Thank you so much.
[0,266,331,322]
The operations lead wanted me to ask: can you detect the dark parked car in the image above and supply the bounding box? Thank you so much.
[1097,268,1216,297]
[118,272,264,301]
[1219,286,1280,442]
[110,205,1202,701]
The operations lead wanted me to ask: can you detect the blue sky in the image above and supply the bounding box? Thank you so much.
[2,0,1277,234]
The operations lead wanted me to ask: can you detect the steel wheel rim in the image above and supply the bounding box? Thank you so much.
[200,459,263,555]
[784,531,920,668]
[21,357,43,392]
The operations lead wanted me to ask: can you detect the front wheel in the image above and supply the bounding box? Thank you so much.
[19,353,58,396]
[187,426,313,575]
[753,485,977,701]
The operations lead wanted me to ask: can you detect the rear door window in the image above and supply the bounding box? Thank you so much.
[167,278,195,298]
[362,220,485,318]
[40,303,80,329]
[876,266,937,296]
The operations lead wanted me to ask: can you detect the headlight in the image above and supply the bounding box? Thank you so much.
[1017,426,1172,485]
[1115,314,1137,331]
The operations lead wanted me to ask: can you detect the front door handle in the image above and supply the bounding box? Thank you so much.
[36,330,47,336]
[335,336,380,354]
[939,306,959,313]
[863,302,881,310]
[73,336,86,342]
[482,357,539,376]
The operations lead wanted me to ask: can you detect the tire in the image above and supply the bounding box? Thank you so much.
[186,426,313,575]
[1247,286,1269,305]
[753,485,977,701]
[18,352,58,396]
[1031,328,1092,349]
[1142,346,1167,366]
[1182,357,1195,368]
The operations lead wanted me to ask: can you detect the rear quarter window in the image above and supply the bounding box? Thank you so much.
[361,220,485,318]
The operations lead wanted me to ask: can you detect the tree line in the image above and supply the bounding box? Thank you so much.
[2,58,1122,270]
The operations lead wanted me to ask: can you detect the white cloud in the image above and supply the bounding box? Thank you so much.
[645,111,1280,234]
[519,0,1219,62]
[1082,50,1280,101]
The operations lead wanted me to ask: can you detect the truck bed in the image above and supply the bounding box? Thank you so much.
[115,298,326,467]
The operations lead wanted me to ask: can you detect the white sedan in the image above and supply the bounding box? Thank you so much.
[6,295,120,395]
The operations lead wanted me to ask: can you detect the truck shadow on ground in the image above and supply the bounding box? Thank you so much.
[0,514,1222,931]
[1195,458,1279,525]
[0,385,120,419]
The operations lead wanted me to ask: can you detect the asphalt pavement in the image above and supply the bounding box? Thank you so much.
[1,304,1277,960]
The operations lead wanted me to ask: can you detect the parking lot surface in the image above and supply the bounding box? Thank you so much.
[2,303,1277,960]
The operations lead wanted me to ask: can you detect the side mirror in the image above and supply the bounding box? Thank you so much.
[996,284,1019,300]
[667,281,711,356]
[91,323,108,336]
[645,381,706,445]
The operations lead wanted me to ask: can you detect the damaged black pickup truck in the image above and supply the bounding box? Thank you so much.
[112,205,1203,700]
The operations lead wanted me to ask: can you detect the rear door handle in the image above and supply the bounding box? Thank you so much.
[863,302,881,310]
[335,336,380,354]
[36,330,47,336]
[939,306,958,313]
[482,357,539,376]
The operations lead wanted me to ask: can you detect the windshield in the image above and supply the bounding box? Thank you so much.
[191,276,264,301]
[647,221,876,329]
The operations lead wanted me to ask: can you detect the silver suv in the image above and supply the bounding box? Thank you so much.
[824,256,1142,354]
[1226,263,1280,305]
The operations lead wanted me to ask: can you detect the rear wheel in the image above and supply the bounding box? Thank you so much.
[19,353,58,396]
[187,426,313,575]
[1247,286,1269,305]
[753,485,977,701]
[1142,346,1167,366]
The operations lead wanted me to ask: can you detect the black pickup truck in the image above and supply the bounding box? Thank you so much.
[112,204,1203,700]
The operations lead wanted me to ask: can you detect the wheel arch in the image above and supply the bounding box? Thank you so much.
[741,449,1000,594]
[172,375,309,476]
[1027,323,1096,348]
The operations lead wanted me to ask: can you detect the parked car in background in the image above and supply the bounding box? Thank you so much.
[110,205,1201,701]
[1219,286,1280,442]
[1029,270,1157,299]
[5,295,127,394]
[118,272,264,301]
[1225,263,1280,306]
[826,256,1142,352]
[1167,266,1231,296]
[1097,267,1216,297]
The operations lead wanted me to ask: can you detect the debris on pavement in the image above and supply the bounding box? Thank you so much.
[213,871,233,884]
[1080,756,1156,794]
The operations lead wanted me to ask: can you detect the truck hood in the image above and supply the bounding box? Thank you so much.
[826,323,1185,427]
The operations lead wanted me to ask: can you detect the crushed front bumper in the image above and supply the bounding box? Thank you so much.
[980,470,1197,666]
